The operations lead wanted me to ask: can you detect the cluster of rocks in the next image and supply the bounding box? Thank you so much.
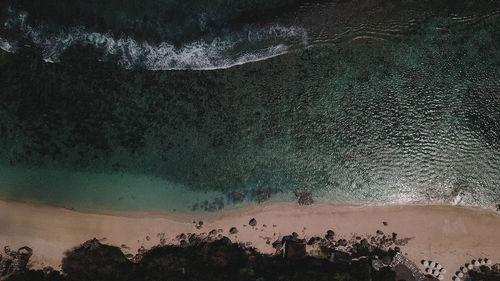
[228,218,259,235]
[173,229,226,248]
[295,191,314,205]
[190,197,225,212]
[231,186,282,204]
[267,228,402,272]
[0,246,34,280]
[130,245,148,263]
[81,238,103,250]
[130,231,233,264]
[194,189,317,211]
[193,220,203,230]
[347,230,408,254]
[124,216,407,275]
[156,232,167,245]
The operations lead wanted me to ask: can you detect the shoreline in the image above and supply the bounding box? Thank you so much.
[1,198,499,276]
[3,194,498,220]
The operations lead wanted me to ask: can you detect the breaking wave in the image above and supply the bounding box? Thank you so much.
[2,10,308,70]
[0,36,17,53]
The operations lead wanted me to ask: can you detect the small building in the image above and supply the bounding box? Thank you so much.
[284,241,306,259]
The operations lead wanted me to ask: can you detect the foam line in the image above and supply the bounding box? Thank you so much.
[2,10,308,70]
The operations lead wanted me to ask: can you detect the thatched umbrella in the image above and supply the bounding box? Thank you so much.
[453,277,460,281]
[486,258,492,265]
[467,263,473,270]
[438,274,444,280]
[436,263,442,269]
[440,268,446,274]
[426,268,432,274]
[457,272,464,278]
[480,259,486,265]
[422,260,429,266]
[461,266,467,273]
[433,270,440,277]
[474,260,480,266]
[430,261,436,267]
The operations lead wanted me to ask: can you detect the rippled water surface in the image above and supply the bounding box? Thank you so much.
[0,0,499,211]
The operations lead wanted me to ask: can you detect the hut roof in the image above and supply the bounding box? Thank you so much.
[284,241,306,259]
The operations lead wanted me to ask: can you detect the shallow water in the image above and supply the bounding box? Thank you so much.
[0,0,499,211]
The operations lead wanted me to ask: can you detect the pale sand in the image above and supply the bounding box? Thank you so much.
[1,199,499,277]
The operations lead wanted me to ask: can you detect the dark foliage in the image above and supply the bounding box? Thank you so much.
[61,239,134,281]
[467,265,500,281]
[4,238,398,281]
[5,269,66,281]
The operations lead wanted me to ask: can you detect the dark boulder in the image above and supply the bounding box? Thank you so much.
[392,232,397,241]
[325,230,335,241]
[249,218,257,227]
[337,239,347,246]
[360,239,369,248]
[272,240,282,251]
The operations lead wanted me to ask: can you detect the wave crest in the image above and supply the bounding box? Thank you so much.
[2,10,308,70]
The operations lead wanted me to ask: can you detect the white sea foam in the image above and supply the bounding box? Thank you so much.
[2,10,308,70]
[0,36,17,53]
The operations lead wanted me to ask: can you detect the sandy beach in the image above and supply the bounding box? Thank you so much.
[1,199,499,276]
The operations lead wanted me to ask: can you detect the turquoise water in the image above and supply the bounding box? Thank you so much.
[0,0,499,211]
[0,165,232,211]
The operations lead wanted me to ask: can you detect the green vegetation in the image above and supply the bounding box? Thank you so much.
[4,238,397,281]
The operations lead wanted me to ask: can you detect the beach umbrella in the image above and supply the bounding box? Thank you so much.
[474,260,480,266]
[436,263,442,269]
[480,259,486,265]
[426,268,432,274]
[467,264,473,270]
[433,270,440,277]
[422,260,429,266]
[486,258,492,265]
[458,272,464,278]
[461,267,467,273]
[454,277,460,281]
[430,261,436,267]
[440,268,446,274]
[438,274,444,280]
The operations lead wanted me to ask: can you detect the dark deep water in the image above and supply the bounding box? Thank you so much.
[0,0,499,211]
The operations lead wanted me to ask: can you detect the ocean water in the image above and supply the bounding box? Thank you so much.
[0,0,499,212]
